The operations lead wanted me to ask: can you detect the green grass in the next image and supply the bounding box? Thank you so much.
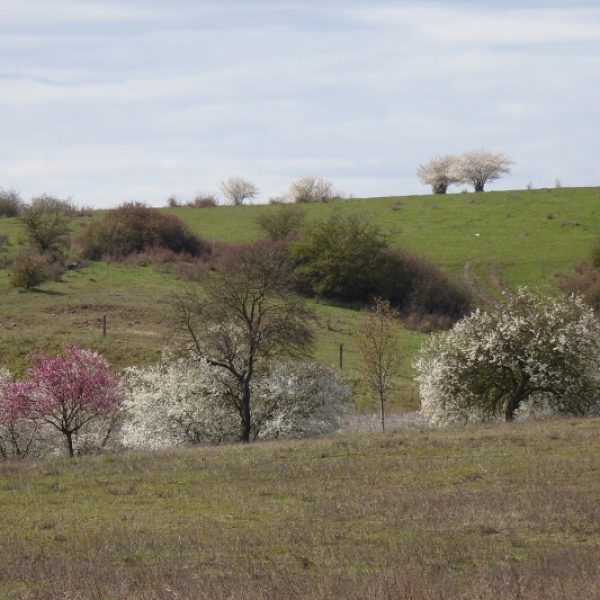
[1,418,599,598]
[1,187,599,408]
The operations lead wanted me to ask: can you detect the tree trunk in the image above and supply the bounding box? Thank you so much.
[474,181,485,192]
[379,389,386,434]
[505,377,528,422]
[433,182,448,195]
[65,430,75,457]
[240,382,252,443]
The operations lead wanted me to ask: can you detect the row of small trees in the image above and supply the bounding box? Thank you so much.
[0,346,348,459]
[172,176,341,207]
[417,149,513,194]
[2,288,600,459]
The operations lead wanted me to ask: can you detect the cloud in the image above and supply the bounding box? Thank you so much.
[0,1,599,206]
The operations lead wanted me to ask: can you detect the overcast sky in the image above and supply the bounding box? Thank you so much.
[1,0,598,207]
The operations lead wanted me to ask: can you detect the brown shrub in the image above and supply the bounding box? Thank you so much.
[9,248,64,290]
[556,260,600,312]
[79,202,211,261]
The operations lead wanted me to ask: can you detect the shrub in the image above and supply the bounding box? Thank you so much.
[0,188,24,217]
[415,288,600,426]
[289,176,337,203]
[381,249,471,323]
[556,261,600,312]
[291,213,388,300]
[9,248,61,290]
[121,353,347,449]
[79,202,211,261]
[20,195,73,255]
[290,213,471,323]
[187,194,218,208]
[255,204,306,241]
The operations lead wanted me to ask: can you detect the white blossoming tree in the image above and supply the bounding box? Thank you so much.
[452,149,513,192]
[415,289,600,426]
[121,353,348,449]
[122,354,239,449]
[417,155,460,194]
[255,361,348,440]
[220,176,258,205]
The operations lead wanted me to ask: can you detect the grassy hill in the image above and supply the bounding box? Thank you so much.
[0,187,598,409]
[1,418,599,599]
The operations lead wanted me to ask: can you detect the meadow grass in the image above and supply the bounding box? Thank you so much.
[1,187,599,409]
[1,417,599,598]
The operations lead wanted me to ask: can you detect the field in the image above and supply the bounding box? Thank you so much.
[1,418,599,598]
[1,186,599,410]
[2,188,600,599]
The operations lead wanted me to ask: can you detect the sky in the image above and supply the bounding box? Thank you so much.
[1,0,599,207]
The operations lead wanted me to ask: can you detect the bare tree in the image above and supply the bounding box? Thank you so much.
[356,298,401,433]
[176,241,316,443]
[220,176,258,205]
[289,176,336,203]
[453,149,513,192]
[417,155,460,194]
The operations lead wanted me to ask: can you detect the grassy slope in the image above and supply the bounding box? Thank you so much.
[1,419,599,599]
[0,187,598,408]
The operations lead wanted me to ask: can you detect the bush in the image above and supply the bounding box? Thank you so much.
[290,213,471,323]
[255,204,305,241]
[121,353,347,449]
[0,188,23,217]
[187,194,218,208]
[289,176,338,203]
[415,288,600,426]
[20,195,73,255]
[79,202,211,261]
[291,213,389,300]
[9,248,63,290]
[556,261,600,312]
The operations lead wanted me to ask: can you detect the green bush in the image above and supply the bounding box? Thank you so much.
[0,188,23,217]
[290,213,471,324]
[79,202,211,260]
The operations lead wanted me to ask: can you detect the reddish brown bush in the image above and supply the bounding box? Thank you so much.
[79,202,211,261]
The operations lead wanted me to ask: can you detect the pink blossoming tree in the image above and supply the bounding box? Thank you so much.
[22,344,122,457]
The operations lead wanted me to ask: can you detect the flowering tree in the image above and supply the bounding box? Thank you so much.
[417,155,460,194]
[452,149,513,192]
[122,354,238,449]
[23,344,122,457]
[356,298,401,433]
[255,361,348,439]
[122,354,348,449]
[415,289,600,426]
[220,176,258,205]
[0,369,41,459]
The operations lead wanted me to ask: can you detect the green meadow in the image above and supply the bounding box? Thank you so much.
[0,187,598,409]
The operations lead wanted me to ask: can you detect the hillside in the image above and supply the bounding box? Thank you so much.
[1,418,599,599]
[0,187,598,410]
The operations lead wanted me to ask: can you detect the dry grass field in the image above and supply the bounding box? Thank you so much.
[1,418,599,599]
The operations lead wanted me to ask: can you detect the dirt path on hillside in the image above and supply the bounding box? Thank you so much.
[463,262,512,308]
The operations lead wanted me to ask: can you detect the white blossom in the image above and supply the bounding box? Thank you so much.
[414,288,600,426]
